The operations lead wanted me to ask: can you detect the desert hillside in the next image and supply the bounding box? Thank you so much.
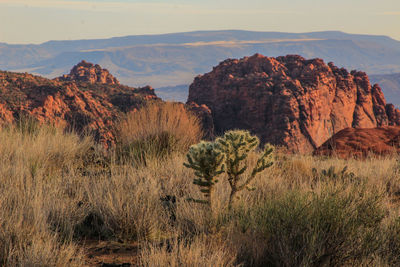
[0,60,158,146]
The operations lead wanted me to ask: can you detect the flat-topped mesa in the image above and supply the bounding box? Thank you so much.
[58,60,120,85]
[187,53,400,153]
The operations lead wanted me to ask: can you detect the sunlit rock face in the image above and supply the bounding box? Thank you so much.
[188,54,400,153]
[0,62,159,147]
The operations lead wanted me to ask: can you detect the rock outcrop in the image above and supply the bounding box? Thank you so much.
[314,126,400,158]
[57,60,120,85]
[187,54,400,153]
[0,63,158,147]
[186,102,214,139]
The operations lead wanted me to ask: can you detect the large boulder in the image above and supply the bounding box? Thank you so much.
[314,126,400,158]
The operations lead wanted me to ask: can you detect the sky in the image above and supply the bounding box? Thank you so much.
[0,0,399,44]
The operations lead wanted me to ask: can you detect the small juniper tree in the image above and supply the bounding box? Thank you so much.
[183,141,225,211]
[216,130,274,209]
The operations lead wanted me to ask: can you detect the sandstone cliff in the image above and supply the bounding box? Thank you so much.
[186,102,214,139]
[0,62,158,147]
[187,54,400,153]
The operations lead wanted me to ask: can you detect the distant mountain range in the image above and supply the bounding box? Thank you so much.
[156,85,189,102]
[1,30,400,104]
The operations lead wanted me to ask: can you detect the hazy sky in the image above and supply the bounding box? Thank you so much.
[0,0,399,44]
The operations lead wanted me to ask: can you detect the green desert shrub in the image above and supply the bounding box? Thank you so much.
[116,102,203,165]
[230,185,385,267]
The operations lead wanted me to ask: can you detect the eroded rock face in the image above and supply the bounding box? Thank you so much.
[187,54,400,153]
[0,63,158,147]
[314,126,400,158]
[57,60,120,85]
[186,102,214,139]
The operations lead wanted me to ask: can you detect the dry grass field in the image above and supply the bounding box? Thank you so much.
[1,103,400,266]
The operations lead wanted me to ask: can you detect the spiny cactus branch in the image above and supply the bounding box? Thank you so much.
[183,141,225,211]
[217,130,274,209]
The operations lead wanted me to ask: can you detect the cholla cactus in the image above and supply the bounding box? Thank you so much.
[183,141,225,210]
[312,166,359,186]
[217,130,274,209]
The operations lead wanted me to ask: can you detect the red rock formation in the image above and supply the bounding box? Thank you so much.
[57,60,120,85]
[314,126,400,158]
[0,63,158,147]
[187,54,400,153]
[186,102,214,139]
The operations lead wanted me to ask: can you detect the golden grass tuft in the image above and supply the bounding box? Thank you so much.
[139,235,237,267]
[116,101,203,163]
[0,124,90,266]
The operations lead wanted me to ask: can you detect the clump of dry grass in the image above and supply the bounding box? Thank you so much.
[0,120,93,177]
[83,166,168,242]
[0,114,205,266]
[0,123,90,266]
[139,234,238,267]
[116,102,203,164]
